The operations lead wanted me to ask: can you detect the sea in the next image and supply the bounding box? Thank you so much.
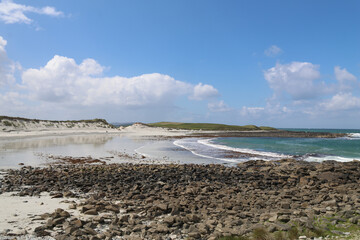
[1,129,360,169]
[173,129,360,163]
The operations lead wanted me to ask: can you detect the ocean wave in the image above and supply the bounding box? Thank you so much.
[174,138,359,164]
[305,155,358,162]
[347,133,360,138]
[173,139,239,163]
[197,138,292,159]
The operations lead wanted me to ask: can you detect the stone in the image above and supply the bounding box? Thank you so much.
[105,205,119,213]
[84,226,98,235]
[188,232,201,238]
[155,224,169,233]
[84,209,98,215]
[268,213,278,222]
[163,216,176,226]
[185,214,201,223]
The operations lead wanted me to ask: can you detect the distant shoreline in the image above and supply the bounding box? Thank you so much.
[0,116,347,139]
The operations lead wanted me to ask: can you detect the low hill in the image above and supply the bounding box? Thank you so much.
[0,116,115,132]
[148,122,277,131]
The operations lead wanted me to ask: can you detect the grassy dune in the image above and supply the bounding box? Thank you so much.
[148,122,277,131]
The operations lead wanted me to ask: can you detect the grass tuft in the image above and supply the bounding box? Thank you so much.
[288,226,299,240]
[252,227,271,240]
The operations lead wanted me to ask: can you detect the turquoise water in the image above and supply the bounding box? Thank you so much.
[174,129,360,163]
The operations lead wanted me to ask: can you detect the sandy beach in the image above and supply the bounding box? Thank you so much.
[1,122,360,239]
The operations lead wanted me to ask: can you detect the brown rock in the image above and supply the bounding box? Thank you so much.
[84,209,98,215]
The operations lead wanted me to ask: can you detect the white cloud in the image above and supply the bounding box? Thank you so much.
[0,91,23,106]
[0,36,7,51]
[21,55,219,107]
[0,0,63,24]
[334,66,358,92]
[320,93,360,111]
[0,36,19,87]
[264,62,324,100]
[208,100,231,112]
[264,45,282,57]
[190,83,219,100]
[240,106,265,117]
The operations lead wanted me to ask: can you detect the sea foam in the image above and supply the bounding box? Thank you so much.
[348,133,360,138]
[197,138,291,159]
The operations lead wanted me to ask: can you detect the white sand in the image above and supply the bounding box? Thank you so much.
[0,192,77,236]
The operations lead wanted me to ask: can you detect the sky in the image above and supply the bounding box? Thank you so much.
[0,0,359,128]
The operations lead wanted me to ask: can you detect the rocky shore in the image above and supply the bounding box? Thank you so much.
[1,160,360,239]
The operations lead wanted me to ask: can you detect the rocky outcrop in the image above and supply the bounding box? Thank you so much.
[1,160,360,239]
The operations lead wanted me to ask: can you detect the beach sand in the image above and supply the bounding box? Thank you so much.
[1,124,359,239]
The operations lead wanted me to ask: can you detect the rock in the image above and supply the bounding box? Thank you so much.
[51,193,63,198]
[185,214,201,223]
[71,219,83,228]
[84,209,98,215]
[188,231,201,238]
[196,223,209,234]
[63,191,74,197]
[119,214,129,223]
[155,224,169,233]
[84,226,98,235]
[268,213,278,222]
[64,226,77,235]
[278,215,290,223]
[2,160,360,240]
[105,205,119,213]
[163,216,176,226]
[68,203,77,209]
[155,203,168,212]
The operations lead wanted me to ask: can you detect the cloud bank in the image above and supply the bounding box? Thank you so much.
[0,36,220,120]
[238,61,360,127]
[21,55,218,107]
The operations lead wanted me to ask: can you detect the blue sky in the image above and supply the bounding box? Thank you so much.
[0,0,359,128]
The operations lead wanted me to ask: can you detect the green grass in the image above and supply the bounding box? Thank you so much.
[148,122,277,131]
[2,120,13,127]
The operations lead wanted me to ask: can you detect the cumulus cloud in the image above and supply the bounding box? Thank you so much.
[264,62,325,100]
[21,55,219,107]
[190,83,219,100]
[208,100,231,112]
[0,36,19,87]
[334,66,358,92]
[0,0,63,24]
[320,93,360,111]
[264,45,282,57]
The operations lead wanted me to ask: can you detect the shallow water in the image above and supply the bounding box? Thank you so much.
[0,134,146,168]
[173,130,360,163]
[0,134,221,169]
[1,129,358,168]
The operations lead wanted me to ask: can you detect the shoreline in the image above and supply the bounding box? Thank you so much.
[1,125,359,239]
